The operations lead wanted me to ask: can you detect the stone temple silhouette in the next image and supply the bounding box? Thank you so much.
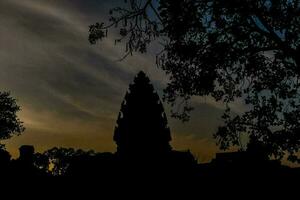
[114,71,172,158]
[62,71,197,178]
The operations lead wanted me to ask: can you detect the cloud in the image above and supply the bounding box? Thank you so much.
[0,0,226,160]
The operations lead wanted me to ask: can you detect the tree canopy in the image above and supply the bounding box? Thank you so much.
[89,0,300,163]
[0,91,24,143]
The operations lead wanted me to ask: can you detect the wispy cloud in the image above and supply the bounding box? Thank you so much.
[0,0,225,159]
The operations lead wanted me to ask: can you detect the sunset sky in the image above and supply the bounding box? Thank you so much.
[0,0,245,162]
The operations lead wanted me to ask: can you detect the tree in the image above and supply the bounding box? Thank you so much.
[114,71,172,157]
[0,91,24,146]
[42,147,95,176]
[89,0,300,163]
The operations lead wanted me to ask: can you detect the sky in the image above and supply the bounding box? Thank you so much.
[0,0,236,163]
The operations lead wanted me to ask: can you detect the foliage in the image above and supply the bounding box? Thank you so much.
[33,152,50,174]
[43,147,95,176]
[0,91,24,141]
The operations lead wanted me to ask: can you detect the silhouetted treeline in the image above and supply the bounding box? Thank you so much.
[0,145,299,180]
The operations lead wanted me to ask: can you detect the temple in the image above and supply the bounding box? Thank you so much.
[114,71,172,158]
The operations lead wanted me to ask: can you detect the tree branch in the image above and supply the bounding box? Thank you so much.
[255,14,283,45]
[149,2,163,23]
[249,15,297,62]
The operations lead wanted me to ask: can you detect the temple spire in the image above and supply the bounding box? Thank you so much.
[114,71,172,157]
